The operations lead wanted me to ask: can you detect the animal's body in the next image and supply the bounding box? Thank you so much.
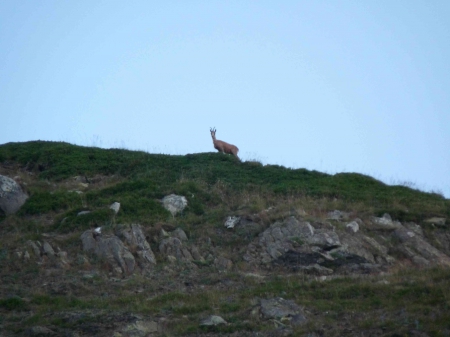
[210,128,239,158]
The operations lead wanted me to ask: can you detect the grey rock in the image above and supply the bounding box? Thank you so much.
[110,202,120,214]
[77,211,91,216]
[346,221,359,233]
[370,213,402,230]
[404,222,424,236]
[25,326,56,336]
[393,226,450,267]
[42,241,55,257]
[159,237,195,263]
[327,210,349,221]
[200,315,227,326]
[56,251,70,268]
[244,217,341,265]
[259,297,307,325]
[120,224,156,265]
[224,216,240,229]
[0,174,28,215]
[424,217,446,227]
[81,230,136,275]
[161,194,187,217]
[214,256,233,271]
[296,264,334,275]
[305,229,340,249]
[119,319,158,336]
[27,240,41,257]
[172,227,188,241]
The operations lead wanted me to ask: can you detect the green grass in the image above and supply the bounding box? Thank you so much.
[1,141,448,223]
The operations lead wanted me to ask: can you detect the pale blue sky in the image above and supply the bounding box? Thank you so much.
[1,1,449,197]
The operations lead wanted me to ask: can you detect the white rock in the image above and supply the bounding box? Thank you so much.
[200,315,227,326]
[224,216,240,229]
[161,194,188,217]
[0,174,28,215]
[346,221,359,233]
[110,202,120,214]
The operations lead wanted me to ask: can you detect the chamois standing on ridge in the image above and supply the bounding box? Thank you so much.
[210,127,239,159]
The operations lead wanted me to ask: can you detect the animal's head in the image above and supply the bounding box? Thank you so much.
[210,127,216,138]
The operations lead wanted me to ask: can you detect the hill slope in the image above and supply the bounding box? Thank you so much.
[1,141,449,336]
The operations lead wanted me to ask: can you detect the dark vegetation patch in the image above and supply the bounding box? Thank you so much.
[18,191,82,215]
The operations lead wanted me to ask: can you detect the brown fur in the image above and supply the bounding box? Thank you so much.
[210,128,239,158]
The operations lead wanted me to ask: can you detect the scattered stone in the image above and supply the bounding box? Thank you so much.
[118,319,158,336]
[214,256,233,271]
[370,214,402,230]
[224,216,240,229]
[259,297,307,326]
[0,174,28,215]
[160,228,170,239]
[25,326,56,336]
[424,217,446,227]
[404,222,424,236]
[77,211,91,216]
[110,202,121,214]
[172,227,188,241]
[27,240,41,257]
[42,241,55,257]
[327,210,349,221]
[55,251,70,268]
[200,315,227,326]
[73,175,88,183]
[161,194,187,217]
[346,221,359,233]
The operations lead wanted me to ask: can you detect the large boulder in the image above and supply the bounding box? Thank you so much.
[0,175,28,215]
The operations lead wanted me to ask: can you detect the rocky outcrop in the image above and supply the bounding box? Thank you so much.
[80,224,156,275]
[81,230,136,275]
[393,225,450,267]
[14,239,70,268]
[244,217,341,265]
[158,227,206,265]
[119,224,156,266]
[0,174,28,215]
[369,213,402,230]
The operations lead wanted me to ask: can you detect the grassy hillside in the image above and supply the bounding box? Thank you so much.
[1,141,450,336]
[1,141,448,226]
